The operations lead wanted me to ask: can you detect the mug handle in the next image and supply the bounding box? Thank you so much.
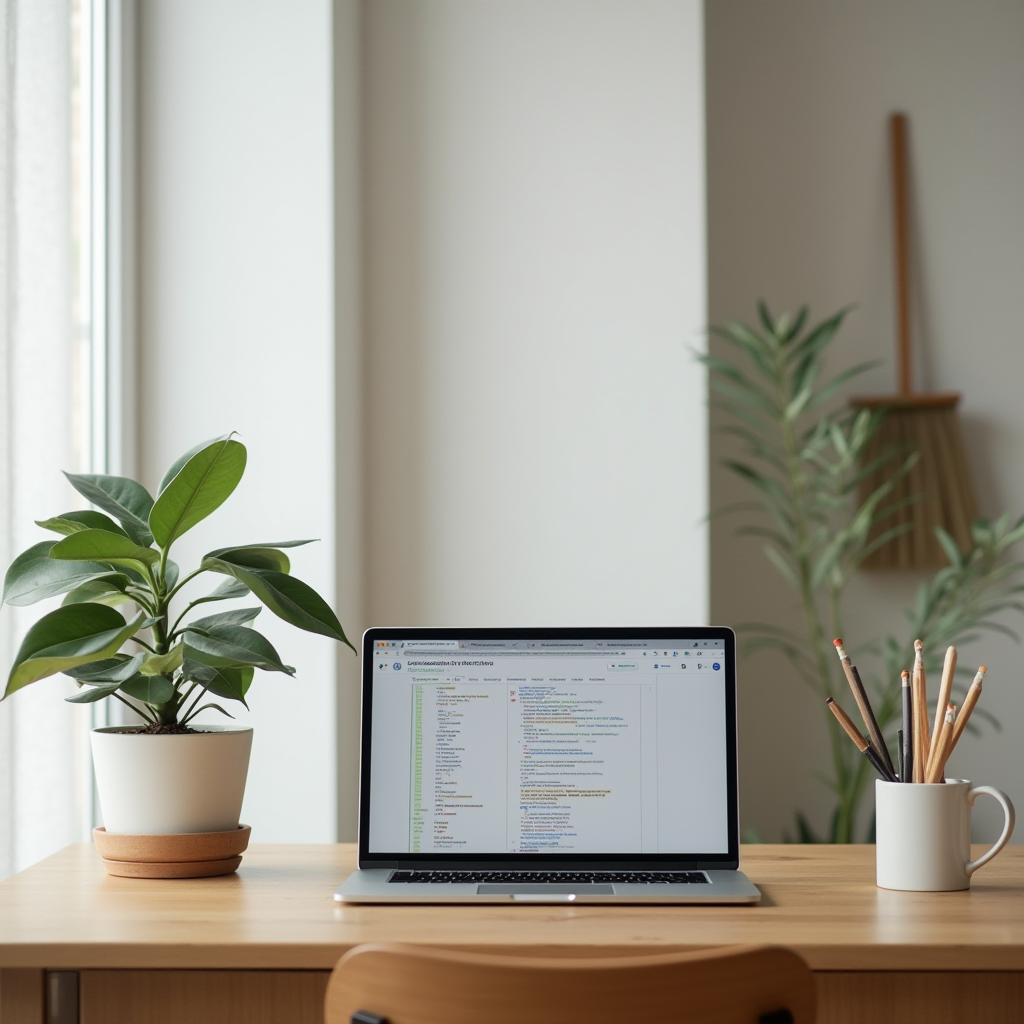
[965,785,1016,876]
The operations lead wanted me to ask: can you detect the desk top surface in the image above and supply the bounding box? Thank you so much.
[1,843,1023,972]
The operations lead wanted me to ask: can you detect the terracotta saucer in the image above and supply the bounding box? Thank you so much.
[93,825,250,878]
[100,855,244,879]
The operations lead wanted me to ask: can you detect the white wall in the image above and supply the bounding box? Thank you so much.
[362,0,708,629]
[137,0,346,842]
[133,0,708,843]
[706,0,1024,841]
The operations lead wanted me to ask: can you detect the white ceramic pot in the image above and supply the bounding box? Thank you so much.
[91,725,253,835]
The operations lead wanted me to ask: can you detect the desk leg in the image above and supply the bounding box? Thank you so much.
[0,970,44,1024]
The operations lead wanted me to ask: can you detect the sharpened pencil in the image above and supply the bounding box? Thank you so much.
[950,666,986,753]
[833,639,895,777]
[926,703,956,784]
[827,696,899,783]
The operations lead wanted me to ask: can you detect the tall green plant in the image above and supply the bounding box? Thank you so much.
[1,434,354,729]
[704,305,1024,841]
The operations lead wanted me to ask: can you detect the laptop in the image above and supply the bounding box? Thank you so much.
[336,626,760,904]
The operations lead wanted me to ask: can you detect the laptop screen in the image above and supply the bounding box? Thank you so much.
[360,628,738,864]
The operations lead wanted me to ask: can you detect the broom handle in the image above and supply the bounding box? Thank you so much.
[891,112,912,396]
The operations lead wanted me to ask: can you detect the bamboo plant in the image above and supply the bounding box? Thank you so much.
[1,434,354,730]
[704,305,1024,841]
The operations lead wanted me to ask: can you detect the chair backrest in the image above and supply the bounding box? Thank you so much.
[325,943,815,1024]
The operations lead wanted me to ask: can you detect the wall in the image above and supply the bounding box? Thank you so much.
[133,0,708,842]
[706,0,1024,841]
[362,0,708,630]
[136,0,344,842]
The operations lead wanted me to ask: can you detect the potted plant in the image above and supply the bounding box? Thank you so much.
[1,434,354,876]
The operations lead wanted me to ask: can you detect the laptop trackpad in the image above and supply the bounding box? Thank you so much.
[478,884,614,895]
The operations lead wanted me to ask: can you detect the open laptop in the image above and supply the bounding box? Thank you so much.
[336,626,760,904]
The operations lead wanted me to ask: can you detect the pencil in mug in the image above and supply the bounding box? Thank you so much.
[901,669,913,783]
[912,639,930,783]
[950,667,986,751]
[826,697,899,783]
[833,639,895,777]
[926,703,957,784]
[927,645,957,773]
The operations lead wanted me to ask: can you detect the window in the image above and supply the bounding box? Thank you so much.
[0,0,115,879]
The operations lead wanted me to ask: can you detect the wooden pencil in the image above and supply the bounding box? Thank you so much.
[912,639,930,783]
[926,704,956,784]
[949,666,986,752]
[925,646,957,782]
[931,645,957,754]
[826,697,899,783]
[833,639,895,776]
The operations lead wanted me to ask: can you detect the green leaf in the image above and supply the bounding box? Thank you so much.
[65,683,122,704]
[157,436,224,495]
[164,559,180,593]
[763,544,798,587]
[209,577,249,599]
[935,528,964,568]
[121,675,175,704]
[183,644,253,706]
[200,557,354,650]
[785,306,808,342]
[149,435,247,549]
[176,579,252,622]
[209,547,291,573]
[2,541,127,607]
[184,624,294,674]
[807,361,881,411]
[785,307,850,366]
[5,607,144,698]
[139,645,183,676]
[62,472,155,546]
[65,653,146,683]
[61,578,134,607]
[188,607,262,630]
[204,539,318,574]
[182,702,236,723]
[35,510,129,538]
[49,530,159,573]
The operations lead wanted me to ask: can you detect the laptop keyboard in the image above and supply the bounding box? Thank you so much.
[387,870,709,884]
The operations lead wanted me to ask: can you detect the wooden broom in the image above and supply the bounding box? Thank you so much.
[851,112,979,570]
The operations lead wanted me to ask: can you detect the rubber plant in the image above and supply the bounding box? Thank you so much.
[703,304,1024,842]
[0,434,354,730]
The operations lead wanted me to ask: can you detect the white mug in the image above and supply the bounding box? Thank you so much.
[875,779,1015,891]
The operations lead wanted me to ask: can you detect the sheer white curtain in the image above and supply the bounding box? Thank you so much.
[0,0,92,880]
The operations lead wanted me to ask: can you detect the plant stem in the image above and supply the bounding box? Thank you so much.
[179,685,208,724]
[165,568,207,606]
[112,691,157,725]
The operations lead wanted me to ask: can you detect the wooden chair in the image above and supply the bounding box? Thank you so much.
[325,942,816,1024]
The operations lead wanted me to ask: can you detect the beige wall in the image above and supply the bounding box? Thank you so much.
[362,1,709,630]
[707,0,1024,841]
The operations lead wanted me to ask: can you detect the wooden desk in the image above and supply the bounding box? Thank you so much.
[2,843,1023,1023]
